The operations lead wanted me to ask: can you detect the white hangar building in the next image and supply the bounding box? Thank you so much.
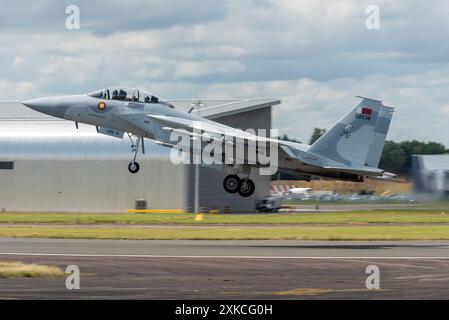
[412,154,449,198]
[0,98,280,213]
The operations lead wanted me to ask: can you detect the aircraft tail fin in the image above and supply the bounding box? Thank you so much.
[308,97,394,168]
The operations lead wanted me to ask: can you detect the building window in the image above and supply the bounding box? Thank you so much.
[0,162,14,170]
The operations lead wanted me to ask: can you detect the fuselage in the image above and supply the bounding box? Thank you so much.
[24,93,226,143]
[22,89,380,183]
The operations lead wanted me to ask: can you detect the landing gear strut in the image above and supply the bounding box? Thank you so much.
[127,133,145,174]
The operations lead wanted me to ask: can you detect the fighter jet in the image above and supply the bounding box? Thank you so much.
[21,87,394,197]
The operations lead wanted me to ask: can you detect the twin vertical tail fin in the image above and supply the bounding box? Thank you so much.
[308,97,394,168]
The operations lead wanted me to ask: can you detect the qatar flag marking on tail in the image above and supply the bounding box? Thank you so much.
[356,106,372,120]
[362,107,372,115]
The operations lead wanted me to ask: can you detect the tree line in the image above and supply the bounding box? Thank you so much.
[379,140,448,175]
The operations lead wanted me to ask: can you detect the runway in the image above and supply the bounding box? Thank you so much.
[1,238,449,299]
[2,238,449,258]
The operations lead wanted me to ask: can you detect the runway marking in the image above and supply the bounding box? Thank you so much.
[1,252,449,259]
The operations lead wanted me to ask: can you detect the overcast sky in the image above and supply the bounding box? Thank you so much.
[1,0,449,145]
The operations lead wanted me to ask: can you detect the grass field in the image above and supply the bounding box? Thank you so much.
[0,210,448,225]
[1,225,449,240]
[1,210,449,240]
[0,261,64,278]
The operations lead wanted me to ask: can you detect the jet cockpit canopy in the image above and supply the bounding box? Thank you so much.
[88,87,173,107]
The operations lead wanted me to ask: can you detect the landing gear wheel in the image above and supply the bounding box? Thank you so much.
[128,162,140,174]
[238,179,255,197]
[223,175,241,193]
[127,134,145,174]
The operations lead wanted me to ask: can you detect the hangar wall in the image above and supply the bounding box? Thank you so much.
[0,134,186,212]
[412,154,449,197]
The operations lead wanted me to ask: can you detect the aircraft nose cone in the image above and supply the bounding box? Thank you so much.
[22,98,47,111]
[22,97,67,118]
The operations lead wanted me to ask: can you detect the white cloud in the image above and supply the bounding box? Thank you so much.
[174,60,245,78]
[0,0,448,147]
[13,56,24,67]
[0,80,35,99]
[440,105,449,116]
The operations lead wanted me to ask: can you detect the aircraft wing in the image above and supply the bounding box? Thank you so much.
[147,114,271,142]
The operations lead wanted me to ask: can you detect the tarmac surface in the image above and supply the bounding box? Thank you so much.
[1,238,449,299]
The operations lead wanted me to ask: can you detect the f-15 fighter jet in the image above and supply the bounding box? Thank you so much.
[22,87,394,197]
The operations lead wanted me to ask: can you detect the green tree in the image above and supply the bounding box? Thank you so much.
[379,140,448,175]
[277,134,301,143]
[309,128,326,145]
[379,141,408,174]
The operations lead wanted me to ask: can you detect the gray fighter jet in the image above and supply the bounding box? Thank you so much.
[22,87,394,197]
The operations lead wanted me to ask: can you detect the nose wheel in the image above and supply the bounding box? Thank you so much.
[128,162,140,174]
[127,133,145,174]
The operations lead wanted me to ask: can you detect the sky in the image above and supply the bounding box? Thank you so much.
[1,0,449,146]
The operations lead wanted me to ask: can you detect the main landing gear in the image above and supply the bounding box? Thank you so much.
[223,174,255,197]
[127,133,145,174]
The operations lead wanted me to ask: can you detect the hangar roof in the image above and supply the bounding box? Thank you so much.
[0,118,168,160]
[0,130,168,160]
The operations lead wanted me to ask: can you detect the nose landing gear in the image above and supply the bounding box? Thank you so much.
[127,133,145,174]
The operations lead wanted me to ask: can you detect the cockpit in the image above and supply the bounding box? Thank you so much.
[88,87,174,108]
